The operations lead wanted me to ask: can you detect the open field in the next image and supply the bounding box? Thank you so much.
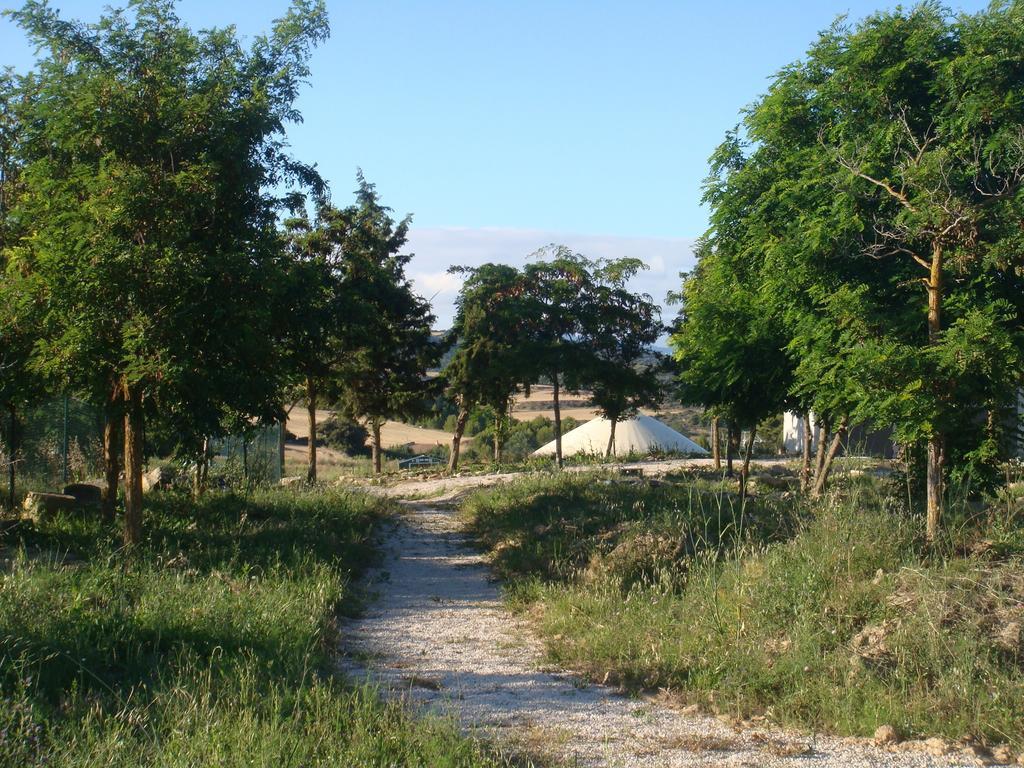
[287,408,465,452]
[509,388,711,446]
[510,385,602,422]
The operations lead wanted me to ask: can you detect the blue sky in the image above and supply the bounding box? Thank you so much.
[0,0,991,325]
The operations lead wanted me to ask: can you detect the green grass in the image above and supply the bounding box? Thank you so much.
[0,486,531,767]
[462,472,1024,749]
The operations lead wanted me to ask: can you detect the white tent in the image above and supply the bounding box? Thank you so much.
[533,414,708,458]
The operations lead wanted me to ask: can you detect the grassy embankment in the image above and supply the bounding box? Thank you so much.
[462,471,1024,750]
[0,486,526,767]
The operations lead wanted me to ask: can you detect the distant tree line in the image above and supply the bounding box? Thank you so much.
[669,2,1024,538]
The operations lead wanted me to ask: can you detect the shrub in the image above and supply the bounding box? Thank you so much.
[320,415,370,456]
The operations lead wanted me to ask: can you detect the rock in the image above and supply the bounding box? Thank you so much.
[960,744,991,765]
[924,737,951,757]
[22,492,77,522]
[63,483,102,508]
[874,725,899,746]
[141,466,173,493]
[992,621,1021,656]
[990,745,1013,764]
[681,703,701,716]
[851,622,894,663]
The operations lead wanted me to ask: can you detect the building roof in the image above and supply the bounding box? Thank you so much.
[533,414,707,458]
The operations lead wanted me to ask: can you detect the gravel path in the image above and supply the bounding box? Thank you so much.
[340,502,980,768]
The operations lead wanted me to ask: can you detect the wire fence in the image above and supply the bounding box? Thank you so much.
[210,424,284,485]
[1,397,283,503]
[0,397,104,498]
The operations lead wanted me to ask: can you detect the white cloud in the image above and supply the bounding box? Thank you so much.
[405,227,697,329]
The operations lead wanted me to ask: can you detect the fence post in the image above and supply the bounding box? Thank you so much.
[62,395,70,485]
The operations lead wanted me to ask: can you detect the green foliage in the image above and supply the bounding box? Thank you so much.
[445,250,666,467]
[444,264,533,416]
[333,174,440,441]
[320,413,370,456]
[464,414,580,465]
[5,0,327,426]
[669,237,792,430]
[581,259,665,442]
[464,474,1024,746]
[683,2,1024,511]
[0,486,521,767]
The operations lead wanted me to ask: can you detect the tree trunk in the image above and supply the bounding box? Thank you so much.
[725,421,739,477]
[193,437,210,499]
[448,406,469,473]
[605,417,618,458]
[371,419,383,474]
[306,376,317,483]
[739,425,757,499]
[552,373,563,469]
[493,411,502,464]
[800,413,813,493]
[711,417,721,470]
[811,416,848,498]
[926,434,945,542]
[122,384,144,547]
[101,405,123,523]
[5,403,16,511]
[925,243,945,540]
[278,419,286,479]
[813,418,831,489]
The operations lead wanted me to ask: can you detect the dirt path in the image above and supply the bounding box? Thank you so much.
[340,499,976,768]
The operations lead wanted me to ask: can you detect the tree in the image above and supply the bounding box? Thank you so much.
[757,4,1024,535]
[5,0,328,543]
[816,6,1024,536]
[280,204,349,482]
[442,263,531,472]
[522,246,596,469]
[690,4,1024,525]
[320,414,369,457]
[581,259,664,456]
[334,174,438,474]
[0,68,41,510]
[669,238,792,495]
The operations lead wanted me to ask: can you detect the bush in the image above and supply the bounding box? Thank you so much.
[320,415,369,456]
[465,414,581,465]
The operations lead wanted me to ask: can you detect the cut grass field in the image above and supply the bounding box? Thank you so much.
[287,408,461,453]
[0,486,527,767]
[461,472,1024,752]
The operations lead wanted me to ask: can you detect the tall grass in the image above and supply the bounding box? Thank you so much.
[463,473,1024,749]
[0,486,527,767]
